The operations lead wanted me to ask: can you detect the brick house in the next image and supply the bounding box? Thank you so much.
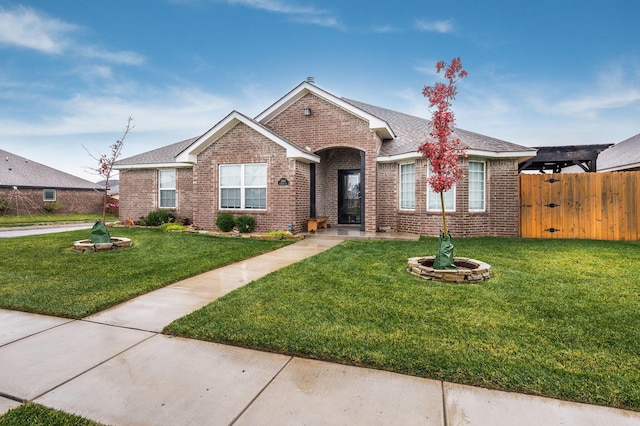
[0,149,104,214]
[115,81,536,236]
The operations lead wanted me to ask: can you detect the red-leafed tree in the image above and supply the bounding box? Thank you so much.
[86,117,134,223]
[418,58,468,268]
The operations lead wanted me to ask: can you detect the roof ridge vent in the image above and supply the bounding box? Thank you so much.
[306,76,315,84]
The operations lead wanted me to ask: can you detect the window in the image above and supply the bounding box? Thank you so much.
[426,164,456,212]
[220,163,267,210]
[158,169,176,208]
[399,163,415,210]
[43,189,56,201]
[468,161,486,211]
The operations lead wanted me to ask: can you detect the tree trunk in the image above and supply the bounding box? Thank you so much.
[440,191,448,235]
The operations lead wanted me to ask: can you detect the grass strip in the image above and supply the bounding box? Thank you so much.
[165,237,640,411]
[0,403,104,426]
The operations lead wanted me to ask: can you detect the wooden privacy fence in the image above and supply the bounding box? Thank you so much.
[519,171,640,240]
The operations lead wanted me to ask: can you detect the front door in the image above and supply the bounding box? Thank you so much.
[338,170,361,224]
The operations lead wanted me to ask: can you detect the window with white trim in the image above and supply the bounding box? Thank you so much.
[399,162,415,210]
[43,189,56,201]
[158,169,176,208]
[468,161,486,212]
[220,163,267,210]
[426,164,456,212]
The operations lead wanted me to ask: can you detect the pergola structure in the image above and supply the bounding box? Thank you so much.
[518,144,613,173]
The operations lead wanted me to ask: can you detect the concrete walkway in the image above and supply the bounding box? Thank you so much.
[1,237,639,425]
[0,223,93,238]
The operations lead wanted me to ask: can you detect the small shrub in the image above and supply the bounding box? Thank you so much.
[216,213,235,232]
[135,216,149,226]
[160,223,186,232]
[0,199,11,212]
[43,202,62,212]
[145,210,176,226]
[236,215,255,233]
[266,230,292,240]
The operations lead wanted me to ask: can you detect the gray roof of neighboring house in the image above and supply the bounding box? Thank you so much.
[115,137,198,166]
[0,149,101,190]
[342,98,532,156]
[596,133,640,171]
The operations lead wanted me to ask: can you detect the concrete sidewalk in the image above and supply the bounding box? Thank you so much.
[1,238,639,425]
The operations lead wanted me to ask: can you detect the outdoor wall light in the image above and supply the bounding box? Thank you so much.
[303,107,312,116]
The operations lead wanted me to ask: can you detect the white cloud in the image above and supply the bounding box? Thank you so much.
[415,19,454,34]
[0,84,235,137]
[79,47,145,66]
[223,0,341,28]
[553,90,640,118]
[372,25,399,34]
[0,5,76,53]
[0,5,144,65]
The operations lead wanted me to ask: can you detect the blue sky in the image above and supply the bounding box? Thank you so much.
[1,0,639,181]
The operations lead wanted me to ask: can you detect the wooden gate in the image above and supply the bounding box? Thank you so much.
[519,171,640,240]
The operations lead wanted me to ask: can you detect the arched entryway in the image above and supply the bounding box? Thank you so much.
[312,147,365,231]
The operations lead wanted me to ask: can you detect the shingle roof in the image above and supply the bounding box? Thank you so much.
[596,133,640,171]
[115,137,198,166]
[0,149,100,190]
[342,98,532,157]
[116,92,534,168]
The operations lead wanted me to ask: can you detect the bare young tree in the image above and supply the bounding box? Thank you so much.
[86,117,134,223]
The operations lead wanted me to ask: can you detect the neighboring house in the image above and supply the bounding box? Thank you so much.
[115,81,536,236]
[0,149,104,214]
[595,133,640,172]
[96,179,120,198]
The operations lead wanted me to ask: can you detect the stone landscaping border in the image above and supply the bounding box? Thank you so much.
[407,256,491,283]
[72,237,133,253]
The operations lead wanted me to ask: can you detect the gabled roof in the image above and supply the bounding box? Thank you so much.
[115,82,537,169]
[342,99,537,161]
[0,149,101,190]
[175,111,319,164]
[597,133,640,172]
[256,81,396,140]
[114,137,197,169]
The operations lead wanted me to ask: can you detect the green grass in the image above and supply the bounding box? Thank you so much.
[0,213,118,227]
[165,237,640,411]
[0,403,104,426]
[0,228,291,318]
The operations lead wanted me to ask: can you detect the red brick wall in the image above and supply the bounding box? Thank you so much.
[264,93,382,232]
[119,169,155,221]
[383,157,520,237]
[0,187,103,214]
[193,122,309,233]
[376,162,398,229]
[118,168,193,222]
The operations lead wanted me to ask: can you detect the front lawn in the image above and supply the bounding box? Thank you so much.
[165,238,640,411]
[0,228,291,318]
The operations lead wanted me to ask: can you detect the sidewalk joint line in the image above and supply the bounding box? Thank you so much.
[0,392,25,404]
[229,356,294,425]
[442,381,449,426]
[30,332,158,402]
